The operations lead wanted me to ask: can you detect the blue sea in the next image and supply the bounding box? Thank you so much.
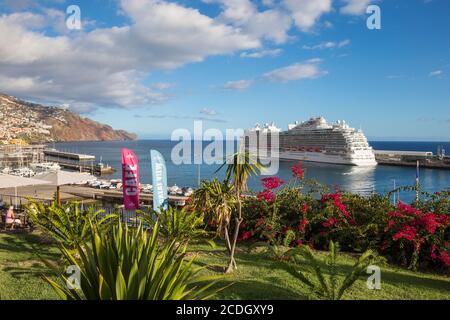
[52,140,450,202]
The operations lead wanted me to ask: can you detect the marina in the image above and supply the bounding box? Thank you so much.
[0,139,449,206]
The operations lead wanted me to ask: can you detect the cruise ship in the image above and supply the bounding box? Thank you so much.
[243,117,377,166]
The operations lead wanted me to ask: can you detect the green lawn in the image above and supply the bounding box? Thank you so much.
[0,231,449,300]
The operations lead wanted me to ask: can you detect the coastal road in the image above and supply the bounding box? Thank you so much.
[0,185,188,206]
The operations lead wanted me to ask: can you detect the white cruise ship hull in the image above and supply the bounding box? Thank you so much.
[251,150,377,166]
[279,151,377,166]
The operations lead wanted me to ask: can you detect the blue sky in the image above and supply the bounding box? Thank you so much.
[0,0,449,140]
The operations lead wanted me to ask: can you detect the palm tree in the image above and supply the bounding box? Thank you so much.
[217,152,262,273]
[191,178,236,255]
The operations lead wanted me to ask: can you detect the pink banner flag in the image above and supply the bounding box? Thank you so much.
[121,148,140,210]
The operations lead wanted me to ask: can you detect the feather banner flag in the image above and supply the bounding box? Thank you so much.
[151,149,168,212]
[121,148,140,210]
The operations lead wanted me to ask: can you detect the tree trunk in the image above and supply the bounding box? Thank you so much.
[225,195,242,273]
[224,226,232,254]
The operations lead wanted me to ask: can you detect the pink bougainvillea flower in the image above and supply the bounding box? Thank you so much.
[322,217,337,228]
[260,176,285,190]
[396,202,421,216]
[439,251,450,266]
[419,213,438,234]
[392,225,417,241]
[322,193,354,223]
[242,231,251,241]
[291,162,305,179]
[385,219,395,232]
[301,203,309,214]
[298,218,309,232]
[257,189,276,203]
[430,244,438,260]
[380,240,389,251]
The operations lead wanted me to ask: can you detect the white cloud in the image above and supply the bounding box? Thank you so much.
[240,48,283,58]
[223,79,254,90]
[284,0,332,31]
[340,0,372,15]
[151,82,175,90]
[303,41,335,50]
[429,70,443,77]
[0,0,259,112]
[386,75,404,79]
[205,0,293,43]
[200,107,218,116]
[338,39,351,47]
[263,59,327,83]
[302,39,350,50]
[0,0,340,111]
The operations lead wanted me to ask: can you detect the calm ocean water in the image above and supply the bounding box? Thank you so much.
[52,140,450,202]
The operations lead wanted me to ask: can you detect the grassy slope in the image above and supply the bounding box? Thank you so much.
[191,243,450,300]
[0,232,449,300]
[0,232,60,300]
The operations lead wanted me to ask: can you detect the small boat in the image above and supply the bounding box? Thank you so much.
[168,184,181,195]
[182,187,194,197]
[11,167,35,177]
[1,167,12,174]
[140,184,153,193]
[30,162,61,172]
[95,157,116,175]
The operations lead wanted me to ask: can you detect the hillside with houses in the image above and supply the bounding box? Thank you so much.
[0,93,136,144]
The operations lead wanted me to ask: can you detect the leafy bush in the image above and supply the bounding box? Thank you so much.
[138,206,211,245]
[26,201,116,250]
[44,221,220,300]
[285,241,381,300]
[237,161,449,270]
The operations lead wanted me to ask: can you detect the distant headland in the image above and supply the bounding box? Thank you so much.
[0,93,136,144]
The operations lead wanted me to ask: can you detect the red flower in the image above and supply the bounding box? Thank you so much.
[437,214,450,226]
[322,217,337,228]
[392,225,417,241]
[296,240,303,247]
[322,193,354,223]
[257,189,276,203]
[298,218,309,232]
[430,244,438,260]
[260,176,285,190]
[301,203,309,214]
[419,213,438,234]
[388,211,405,218]
[385,219,395,232]
[380,240,389,251]
[291,162,305,179]
[242,231,251,241]
[255,217,265,227]
[439,251,450,266]
[282,226,291,233]
[397,202,421,216]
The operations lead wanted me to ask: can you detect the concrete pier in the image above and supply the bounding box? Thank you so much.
[374,150,450,170]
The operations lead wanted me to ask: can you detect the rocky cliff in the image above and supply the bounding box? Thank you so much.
[0,93,136,143]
